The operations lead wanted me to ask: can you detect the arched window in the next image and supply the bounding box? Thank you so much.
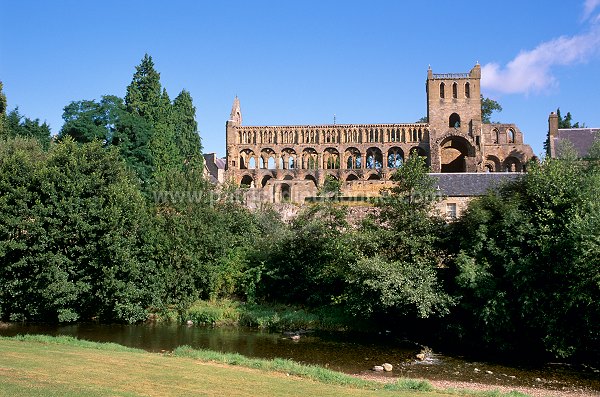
[449,113,461,128]
[465,82,470,98]
[440,82,445,98]
[492,128,499,144]
[452,82,458,98]
[507,129,515,143]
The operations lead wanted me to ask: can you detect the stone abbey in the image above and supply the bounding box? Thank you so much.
[223,64,535,204]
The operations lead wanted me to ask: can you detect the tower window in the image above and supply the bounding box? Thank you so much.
[449,113,461,128]
[440,82,445,98]
[452,82,458,98]
[465,82,470,98]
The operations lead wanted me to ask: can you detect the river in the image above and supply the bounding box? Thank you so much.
[0,322,598,395]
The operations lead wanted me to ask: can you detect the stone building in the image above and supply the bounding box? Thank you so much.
[224,64,535,208]
[547,112,599,158]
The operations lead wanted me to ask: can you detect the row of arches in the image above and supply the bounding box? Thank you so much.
[239,172,386,188]
[484,155,523,172]
[490,128,516,144]
[440,82,470,99]
[237,126,429,145]
[239,146,428,171]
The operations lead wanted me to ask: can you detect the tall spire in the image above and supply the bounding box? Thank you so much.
[229,96,242,125]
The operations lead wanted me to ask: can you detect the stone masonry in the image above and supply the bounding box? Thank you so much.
[224,64,535,204]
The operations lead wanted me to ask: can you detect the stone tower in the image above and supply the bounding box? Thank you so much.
[427,64,483,172]
[226,96,242,170]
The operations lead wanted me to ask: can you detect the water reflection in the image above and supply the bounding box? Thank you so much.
[1,322,598,393]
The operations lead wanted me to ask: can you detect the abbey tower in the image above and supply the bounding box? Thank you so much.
[222,64,535,204]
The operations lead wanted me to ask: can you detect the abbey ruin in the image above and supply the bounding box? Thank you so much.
[223,64,535,205]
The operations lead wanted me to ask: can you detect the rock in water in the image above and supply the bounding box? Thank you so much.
[383,363,393,372]
[416,353,426,360]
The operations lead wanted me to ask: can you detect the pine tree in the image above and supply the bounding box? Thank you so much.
[0,81,7,135]
[125,54,162,123]
[172,90,203,173]
[148,88,183,188]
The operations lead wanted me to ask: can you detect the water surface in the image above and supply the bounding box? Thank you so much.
[1,322,598,393]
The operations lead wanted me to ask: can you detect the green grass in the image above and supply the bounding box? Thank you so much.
[0,335,530,397]
[155,299,359,330]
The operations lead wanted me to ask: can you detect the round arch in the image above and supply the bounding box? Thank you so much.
[503,156,522,172]
[261,175,273,187]
[240,175,254,187]
[304,174,318,187]
[439,136,474,173]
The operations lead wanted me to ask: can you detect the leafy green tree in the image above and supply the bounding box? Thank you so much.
[256,200,354,306]
[59,96,122,144]
[318,175,342,198]
[59,95,155,191]
[343,154,454,319]
[452,156,600,359]
[2,108,51,149]
[481,95,502,123]
[0,137,158,323]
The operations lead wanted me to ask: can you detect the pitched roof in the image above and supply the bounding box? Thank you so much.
[554,128,599,158]
[203,153,226,183]
[430,172,522,197]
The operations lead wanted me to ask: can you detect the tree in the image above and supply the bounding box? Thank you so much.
[342,153,454,319]
[59,96,122,144]
[318,175,342,198]
[556,108,584,129]
[125,54,163,123]
[172,89,203,174]
[59,95,155,191]
[0,138,157,323]
[2,108,51,149]
[481,95,502,123]
[0,81,7,134]
[452,156,600,359]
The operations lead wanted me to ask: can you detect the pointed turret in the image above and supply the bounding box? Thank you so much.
[229,96,242,125]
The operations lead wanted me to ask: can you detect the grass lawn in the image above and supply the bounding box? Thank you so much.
[0,335,526,397]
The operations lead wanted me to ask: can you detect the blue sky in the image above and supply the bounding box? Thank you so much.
[1,0,599,157]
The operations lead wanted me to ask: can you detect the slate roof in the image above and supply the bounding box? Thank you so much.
[430,172,522,197]
[203,153,226,183]
[554,128,599,158]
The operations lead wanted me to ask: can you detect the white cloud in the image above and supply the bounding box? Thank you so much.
[481,25,600,94]
[583,0,600,20]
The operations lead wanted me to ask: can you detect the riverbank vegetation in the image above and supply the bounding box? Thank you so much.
[0,335,530,397]
[0,55,598,365]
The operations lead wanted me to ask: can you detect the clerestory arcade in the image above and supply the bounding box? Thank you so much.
[225,64,535,204]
